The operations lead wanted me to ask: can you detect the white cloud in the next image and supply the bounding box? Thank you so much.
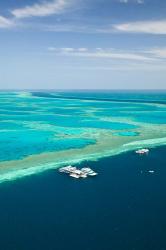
[11,0,71,19]
[77,48,88,52]
[119,0,129,3]
[77,51,151,61]
[148,48,166,58]
[61,47,75,52]
[137,0,144,3]
[48,47,58,51]
[0,0,73,29]
[47,46,166,71]
[48,47,155,61]
[48,47,88,53]
[0,16,14,28]
[119,0,144,4]
[114,20,166,34]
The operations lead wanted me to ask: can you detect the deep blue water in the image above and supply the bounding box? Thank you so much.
[0,146,166,250]
[32,90,166,104]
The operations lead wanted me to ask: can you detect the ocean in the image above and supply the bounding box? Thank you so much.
[0,146,166,250]
[0,90,165,249]
[0,90,165,182]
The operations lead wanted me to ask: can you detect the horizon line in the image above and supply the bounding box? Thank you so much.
[0,88,166,91]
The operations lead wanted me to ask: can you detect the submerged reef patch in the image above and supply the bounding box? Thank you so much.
[0,91,165,183]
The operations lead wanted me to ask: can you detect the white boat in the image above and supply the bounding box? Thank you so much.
[135,148,149,154]
[80,173,88,178]
[74,170,83,175]
[88,172,98,176]
[81,167,98,176]
[81,167,91,172]
[59,166,76,173]
[70,174,80,178]
[59,166,97,179]
[81,167,93,173]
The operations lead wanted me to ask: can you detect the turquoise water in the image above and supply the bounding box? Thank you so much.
[0,91,166,250]
[0,91,165,183]
[114,131,139,136]
[0,130,95,161]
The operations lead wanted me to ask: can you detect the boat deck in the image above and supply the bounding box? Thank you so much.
[59,166,98,179]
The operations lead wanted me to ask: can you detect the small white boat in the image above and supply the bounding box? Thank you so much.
[148,170,155,173]
[88,172,98,176]
[135,148,149,154]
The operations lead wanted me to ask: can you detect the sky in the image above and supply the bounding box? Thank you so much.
[0,0,166,89]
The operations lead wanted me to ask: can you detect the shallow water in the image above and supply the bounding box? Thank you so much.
[0,91,165,183]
